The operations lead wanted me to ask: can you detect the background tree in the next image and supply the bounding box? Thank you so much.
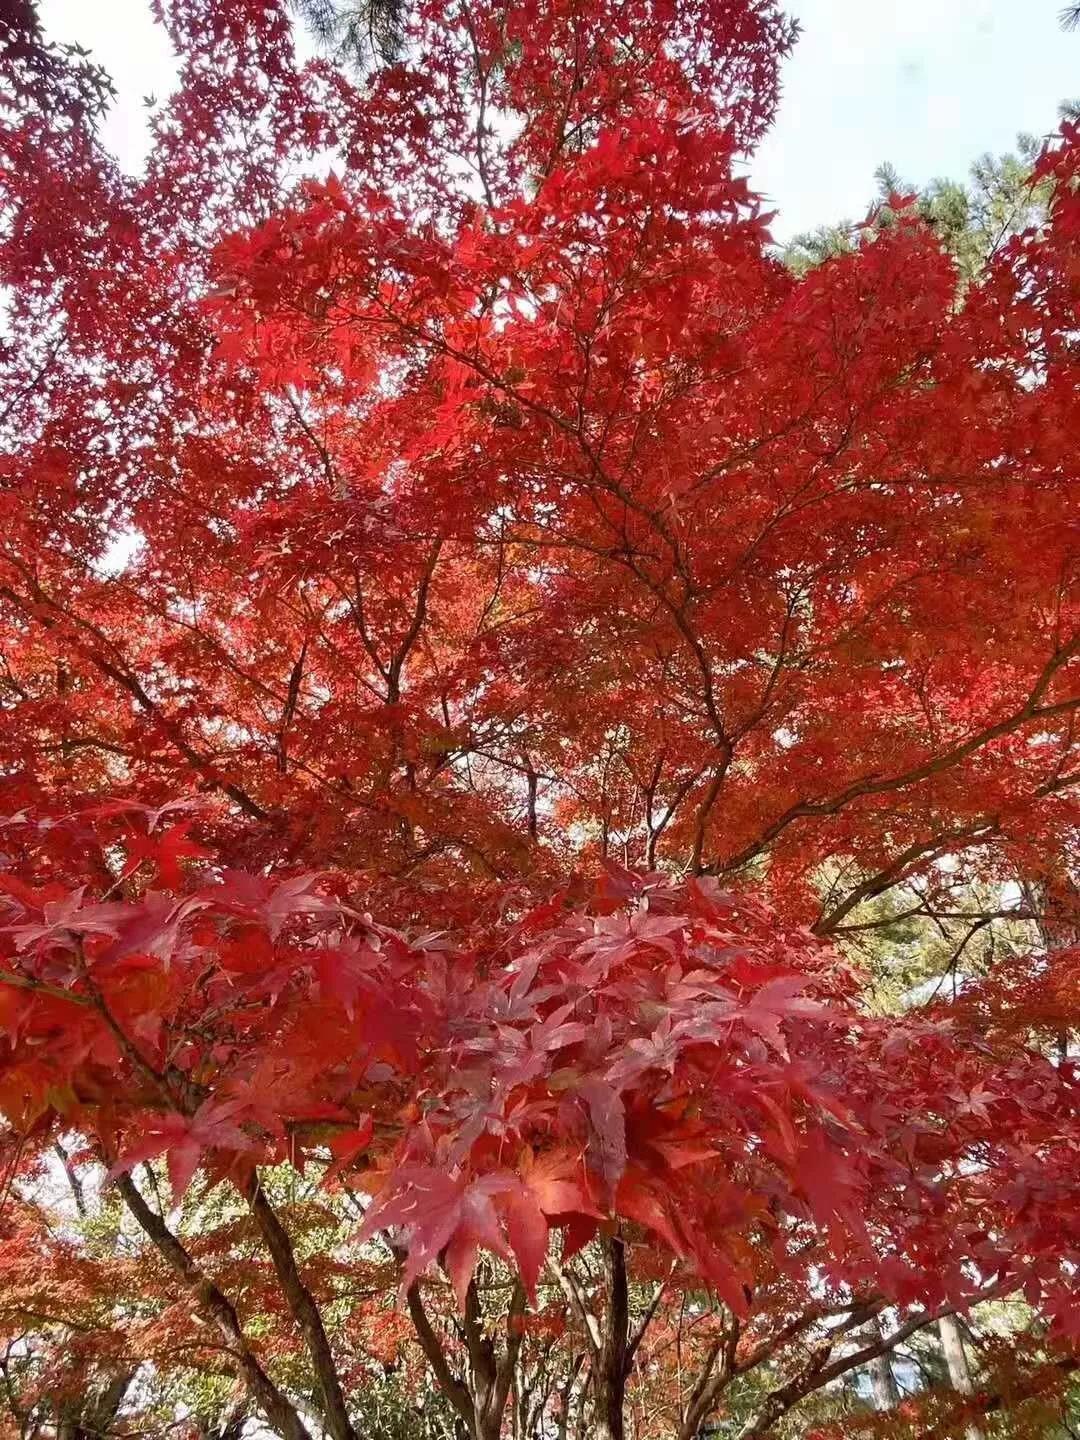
[783,138,1054,282]
[290,0,405,68]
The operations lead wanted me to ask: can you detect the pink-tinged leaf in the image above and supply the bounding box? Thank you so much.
[7,892,130,953]
[793,1129,870,1252]
[502,1185,548,1300]
[314,942,379,1016]
[444,1184,512,1307]
[103,893,207,965]
[530,1001,588,1052]
[560,1212,600,1263]
[756,1089,798,1164]
[166,1134,203,1200]
[109,1113,190,1184]
[110,1099,255,1200]
[729,976,832,1058]
[209,871,340,939]
[359,1167,512,1306]
[324,1116,374,1185]
[578,1078,626,1204]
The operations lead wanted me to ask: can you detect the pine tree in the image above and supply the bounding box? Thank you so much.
[784,135,1053,283]
[291,0,404,65]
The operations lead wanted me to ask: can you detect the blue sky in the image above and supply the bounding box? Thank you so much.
[39,0,1080,241]
[753,0,1080,238]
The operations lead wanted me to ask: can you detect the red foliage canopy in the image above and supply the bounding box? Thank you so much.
[0,0,1074,931]
[2,805,1080,1329]
[0,0,1078,1434]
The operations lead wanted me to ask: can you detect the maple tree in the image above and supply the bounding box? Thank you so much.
[0,0,1078,1436]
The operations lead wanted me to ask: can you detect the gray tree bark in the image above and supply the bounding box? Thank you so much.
[939,1315,983,1440]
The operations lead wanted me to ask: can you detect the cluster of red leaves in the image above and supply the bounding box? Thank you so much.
[0,806,1077,1335]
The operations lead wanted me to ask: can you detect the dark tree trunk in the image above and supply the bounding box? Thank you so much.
[591,1236,629,1440]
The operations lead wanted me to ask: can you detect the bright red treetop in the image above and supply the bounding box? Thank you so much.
[0,0,1075,930]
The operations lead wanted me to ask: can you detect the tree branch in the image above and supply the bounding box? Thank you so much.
[242,1173,357,1440]
[406,1281,477,1431]
[712,637,1079,877]
[114,1170,312,1440]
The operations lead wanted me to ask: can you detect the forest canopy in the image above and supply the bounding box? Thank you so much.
[0,1,1077,1436]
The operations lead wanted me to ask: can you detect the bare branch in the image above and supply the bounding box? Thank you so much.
[114,1170,312,1440]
